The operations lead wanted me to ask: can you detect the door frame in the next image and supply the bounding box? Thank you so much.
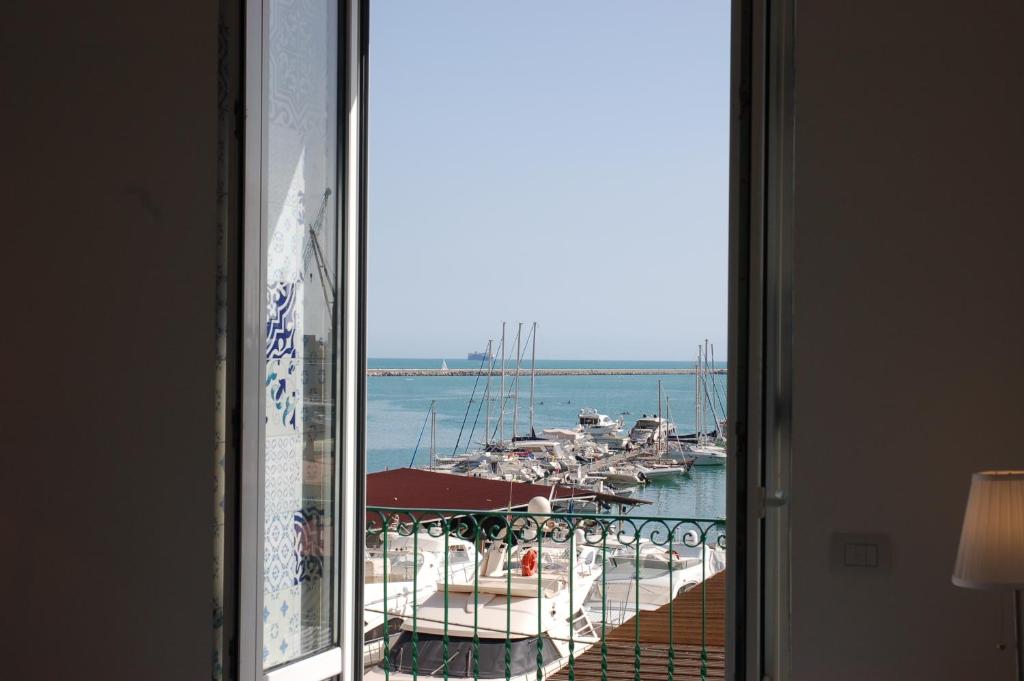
[727,1,796,680]
[230,0,795,678]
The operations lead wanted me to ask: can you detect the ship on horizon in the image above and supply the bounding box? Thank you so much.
[466,350,493,361]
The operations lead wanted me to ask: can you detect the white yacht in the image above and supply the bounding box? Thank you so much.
[628,415,672,445]
[363,532,482,640]
[539,428,585,445]
[576,409,630,449]
[633,462,685,480]
[587,535,726,625]
[577,408,624,436]
[366,538,601,681]
[363,533,482,668]
[684,443,727,466]
[591,464,648,484]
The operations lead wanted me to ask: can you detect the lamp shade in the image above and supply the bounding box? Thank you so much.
[952,471,1024,589]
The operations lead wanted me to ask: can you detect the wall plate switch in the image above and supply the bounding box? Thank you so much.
[829,532,892,574]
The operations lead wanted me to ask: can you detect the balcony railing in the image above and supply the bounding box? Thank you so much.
[364,506,726,681]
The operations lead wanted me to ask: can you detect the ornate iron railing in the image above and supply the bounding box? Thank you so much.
[364,507,726,681]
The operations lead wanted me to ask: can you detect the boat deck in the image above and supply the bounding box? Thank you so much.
[553,571,726,681]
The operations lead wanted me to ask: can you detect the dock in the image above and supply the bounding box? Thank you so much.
[553,571,726,681]
[367,368,726,377]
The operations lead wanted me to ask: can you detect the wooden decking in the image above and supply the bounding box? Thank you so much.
[553,571,726,681]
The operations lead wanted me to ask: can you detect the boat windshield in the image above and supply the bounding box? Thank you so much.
[384,632,560,678]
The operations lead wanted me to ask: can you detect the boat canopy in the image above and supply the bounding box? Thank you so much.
[385,633,560,678]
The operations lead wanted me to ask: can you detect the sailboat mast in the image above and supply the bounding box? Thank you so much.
[701,344,707,440]
[658,378,663,421]
[709,342,725,429]
[513,322,522,441]
[429,400,436,469]
[704,339,710,431]
[695,345,702,442]
[499,322,506,446]
[529,322,537,436]
[484,339,492,448]
[657,378,663,452]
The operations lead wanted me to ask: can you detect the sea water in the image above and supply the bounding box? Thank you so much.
[367,358,727,519]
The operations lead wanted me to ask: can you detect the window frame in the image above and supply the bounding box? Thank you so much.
[237,0,366,679]
[229,0,795,678]
[727,1,796,680]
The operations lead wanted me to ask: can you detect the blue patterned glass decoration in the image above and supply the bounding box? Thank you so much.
[259,0,340,669]
[266,282,298,360]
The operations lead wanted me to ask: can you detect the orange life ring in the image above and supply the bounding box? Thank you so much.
[521,548,538,576]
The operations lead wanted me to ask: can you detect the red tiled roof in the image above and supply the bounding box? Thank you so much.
[366,467,646,515]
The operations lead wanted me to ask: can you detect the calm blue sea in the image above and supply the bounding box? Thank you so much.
[367,358,727,519]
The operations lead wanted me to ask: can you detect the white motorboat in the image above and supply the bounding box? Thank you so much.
[587,536,726,625]
[577,408,625,436]
[364,532,482,633]
[572,441,609,461]
[540,428,585,445]
[603,483,639,497]
[685,443,727,466]
[634,463,685,480]
[591,465,647,484]
[432,452,487,468]
[588,431,631,450]
[367,537,601,681]
[629,415,672,445]
[578,409,631,449]
[513,440,579,473]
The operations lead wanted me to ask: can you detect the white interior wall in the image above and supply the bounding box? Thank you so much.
[1,1,217,679]
[792,1,1024,679]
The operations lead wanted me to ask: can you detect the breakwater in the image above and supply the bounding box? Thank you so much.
[367,367,726,377]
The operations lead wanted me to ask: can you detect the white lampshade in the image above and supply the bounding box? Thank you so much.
[952,470,1024,589]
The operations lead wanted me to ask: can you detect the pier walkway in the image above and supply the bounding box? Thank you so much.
[367,368,726,377]
[552,571,726,681]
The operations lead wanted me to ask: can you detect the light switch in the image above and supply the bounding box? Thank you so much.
[831,533,891,574]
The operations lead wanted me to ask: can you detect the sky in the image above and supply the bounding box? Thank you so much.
[367,1,731,361]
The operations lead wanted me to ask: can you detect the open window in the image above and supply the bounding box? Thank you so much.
[232,1,795,680]
[237,1,366,679]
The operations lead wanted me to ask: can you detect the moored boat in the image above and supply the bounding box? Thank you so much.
[587,537,726,624]
[629,415,672,445]
[366,535,601,681]
[591,465,648,484]
[577,408,625,436]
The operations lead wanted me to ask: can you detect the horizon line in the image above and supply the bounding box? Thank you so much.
[368,356,728,363]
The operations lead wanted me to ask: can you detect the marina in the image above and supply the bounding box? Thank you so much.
[363,325,728,680]
[363,493,726,681]
[368,364,728,517]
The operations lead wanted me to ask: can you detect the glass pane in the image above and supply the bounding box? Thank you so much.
[262,0,338,669]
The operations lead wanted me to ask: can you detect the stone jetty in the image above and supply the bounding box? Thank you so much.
[367,367,726,377]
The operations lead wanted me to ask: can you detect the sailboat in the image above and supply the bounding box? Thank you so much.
[440,359,449,373]
[685,342,727,466]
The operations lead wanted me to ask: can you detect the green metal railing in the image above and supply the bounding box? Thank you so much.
[364,507,725,681]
